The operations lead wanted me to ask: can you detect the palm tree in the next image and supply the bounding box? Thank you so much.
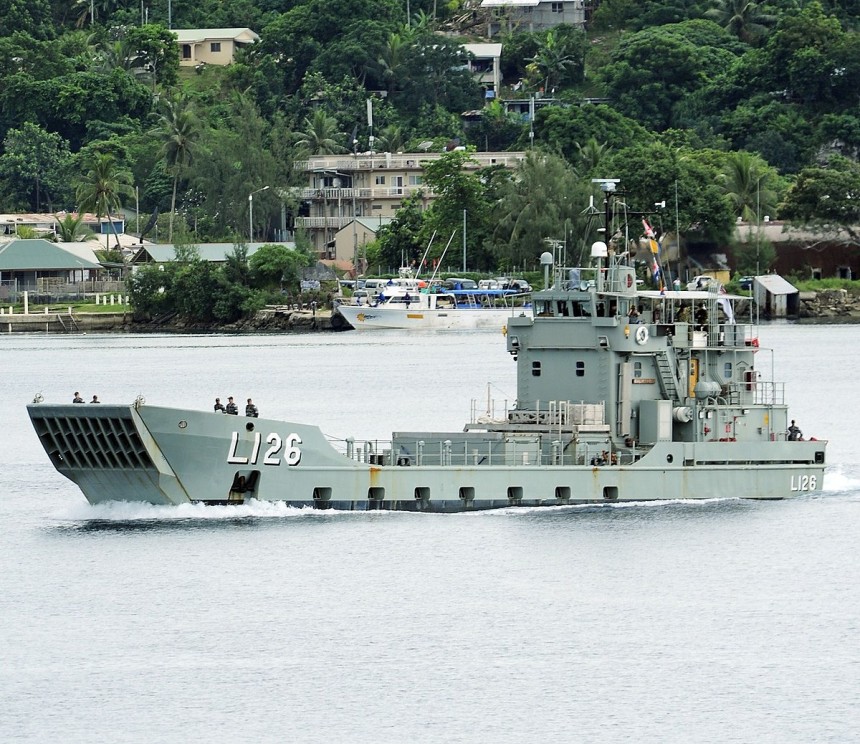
[377,124,407,153]
[73,0,115,28]
[720,150,777,223]
[291,110,346,157]
[54,212,92,242]
[377,32,412,97]
[573,138,612,178]
[75,153,134,251]
[154,95,199,242]
[704,0,777,44]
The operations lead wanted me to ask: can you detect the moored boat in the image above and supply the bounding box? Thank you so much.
[335,285,532,331]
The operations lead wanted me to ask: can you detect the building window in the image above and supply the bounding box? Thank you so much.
[372,204,383,210]
[576,361,585,377]
[375,175,386,185]
[532,361,541,377]
[181,44,191,59]
[210,42,221,53]
[551,2,564,12]
[408,175,423,185]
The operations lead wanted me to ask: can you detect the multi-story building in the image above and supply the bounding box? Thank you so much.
[481,0,587,37]
[292,151,526,257]
[462,43,503,100]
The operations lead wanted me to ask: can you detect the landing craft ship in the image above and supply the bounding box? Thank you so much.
[28,186,826,508]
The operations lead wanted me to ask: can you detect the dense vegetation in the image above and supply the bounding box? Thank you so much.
[2,1,860,320]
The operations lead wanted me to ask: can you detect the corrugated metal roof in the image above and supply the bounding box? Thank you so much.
[754,274,797,296]
[0,239,102,270]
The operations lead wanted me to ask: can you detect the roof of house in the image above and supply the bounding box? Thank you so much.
[130,242,294,264]
[481,0,542,7]
[754,274,798,296]
[0,239,102,270]
[462,43,502,59]
[351,217,393,233]
[172,28,260,43]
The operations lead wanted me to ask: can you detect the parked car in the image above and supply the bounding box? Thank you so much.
[509,279,532,292]
[739,276,754,290]
[443,277,478,289]
[686,275,715,291]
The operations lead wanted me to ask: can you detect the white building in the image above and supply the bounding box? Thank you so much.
[481,0,587,37]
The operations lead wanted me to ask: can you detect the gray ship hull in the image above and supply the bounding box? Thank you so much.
[28,404,826,509]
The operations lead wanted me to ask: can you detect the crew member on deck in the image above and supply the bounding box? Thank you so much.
[73,392,84,403]
[787,420,803,441]
[225,397,238,415]
[90,395,100,404]
[245,398,258,418]
[214,398,225,413]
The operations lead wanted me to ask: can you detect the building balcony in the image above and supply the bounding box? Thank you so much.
[290,186,433,200]
[294,216,356,230]
[294,151,526,173]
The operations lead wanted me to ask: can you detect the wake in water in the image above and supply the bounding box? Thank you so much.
[52,499,381,526]
[50,495,751,527]
[821,464,860,495]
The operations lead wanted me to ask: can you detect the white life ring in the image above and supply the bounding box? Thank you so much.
[635,325,649,345]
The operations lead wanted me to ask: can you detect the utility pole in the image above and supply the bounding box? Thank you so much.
[462,209,467,272]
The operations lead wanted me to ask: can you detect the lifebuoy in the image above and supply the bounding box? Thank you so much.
[635,325,649,345]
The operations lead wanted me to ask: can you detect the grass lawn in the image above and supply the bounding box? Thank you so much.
[4,302,129,314]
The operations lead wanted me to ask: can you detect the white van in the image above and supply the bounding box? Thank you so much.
[363,278,394,297]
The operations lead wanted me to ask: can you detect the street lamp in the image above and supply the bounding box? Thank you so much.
[248,186,270,243]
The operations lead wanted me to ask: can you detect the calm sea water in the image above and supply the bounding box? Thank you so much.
[1,326,858,744]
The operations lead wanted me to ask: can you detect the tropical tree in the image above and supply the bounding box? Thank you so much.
[492,151,595,267]
[250,243,315,291]
[420,149,492,267]
[154,95,200,242]
[376,123,407,153]
[75,153,134,250]
[573,138,613,178]
[719,150,778,223]
[779,156,860,243]
[705,0,777,44]
[0,122,72,211]
[465,100,523,152]
[291,109,346,157]
[54,212,92,242]
[600,20,742,131]
[377,31,411,96]
[526,28,586,93]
